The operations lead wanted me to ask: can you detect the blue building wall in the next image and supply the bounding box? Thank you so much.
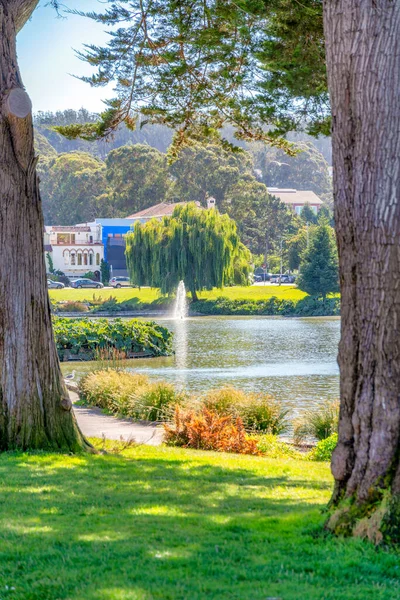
[92,219,135,262]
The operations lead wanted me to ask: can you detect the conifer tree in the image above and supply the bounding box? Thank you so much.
[297,222,339,300]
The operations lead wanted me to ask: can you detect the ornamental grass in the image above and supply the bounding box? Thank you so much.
[79,369,186,422]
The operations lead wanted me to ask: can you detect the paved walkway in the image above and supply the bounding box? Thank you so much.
[69,390,164,445]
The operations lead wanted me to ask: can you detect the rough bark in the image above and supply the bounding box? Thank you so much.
[323,0,400,541]
[0,1,90,450]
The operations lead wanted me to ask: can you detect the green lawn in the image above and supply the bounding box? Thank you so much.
[0,444,398,600]
[49,285,307,304]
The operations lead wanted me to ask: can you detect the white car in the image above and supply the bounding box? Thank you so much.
[109,276,132,288]
[47,279,65,289]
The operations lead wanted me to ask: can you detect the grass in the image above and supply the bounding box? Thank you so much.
[49,285,307,304]
[0,444,399,600]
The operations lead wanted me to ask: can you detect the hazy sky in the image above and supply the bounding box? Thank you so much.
[18,0,112,113]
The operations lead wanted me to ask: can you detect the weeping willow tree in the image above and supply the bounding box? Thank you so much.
[126,203,250,301]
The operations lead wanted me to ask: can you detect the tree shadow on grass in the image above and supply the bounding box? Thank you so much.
[0,451,398,600]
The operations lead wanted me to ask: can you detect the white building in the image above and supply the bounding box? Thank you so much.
[45,225,104,278]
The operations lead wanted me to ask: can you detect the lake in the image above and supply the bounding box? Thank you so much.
[61,316,340,416]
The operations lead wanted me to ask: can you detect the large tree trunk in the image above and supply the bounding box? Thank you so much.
[0,1,89,450]
[323,1,400,542]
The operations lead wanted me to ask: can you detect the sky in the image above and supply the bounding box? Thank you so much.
[18,0,113,114]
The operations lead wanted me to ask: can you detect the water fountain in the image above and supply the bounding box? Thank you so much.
[173,280,188,319]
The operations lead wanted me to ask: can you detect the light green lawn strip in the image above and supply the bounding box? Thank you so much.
[0,444,398,600]
[49,285,307,304]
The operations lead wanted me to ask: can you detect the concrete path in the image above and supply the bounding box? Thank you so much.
[69,390,164,445]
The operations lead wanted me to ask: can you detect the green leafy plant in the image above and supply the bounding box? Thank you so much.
[256,434,302,459]
[53,317,173,359]
[308,433,338,462]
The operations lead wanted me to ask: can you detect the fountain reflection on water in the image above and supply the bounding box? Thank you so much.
[172,281,188,388]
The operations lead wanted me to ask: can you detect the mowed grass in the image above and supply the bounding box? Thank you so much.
[49,285,307,304]
[0,444,399,600]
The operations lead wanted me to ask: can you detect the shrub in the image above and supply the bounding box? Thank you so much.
[190,295,340,317]
[79,369,185,421]
[53,317,173,358]
[308,433,338,461]
[200,387,289,434]
[201,386,248,415]
[239,394,290,434]
[293,401,339,443]
[256,434,303,459]
[164,406,260,455]
[56,301,89,313]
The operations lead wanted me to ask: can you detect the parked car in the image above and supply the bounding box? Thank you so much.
[254,273,272,282]
[109,276,132,288]
[47,279,65,289]
[270,274,296,284]
[70,278,103,289]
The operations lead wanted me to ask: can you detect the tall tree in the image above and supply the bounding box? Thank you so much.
[40,152,107,225]
[323,2,400,540]
[167,143,253,205]
[297,221,339,300]
[0,1,88,450]
[104,145,169,216]
[126,203,250,301]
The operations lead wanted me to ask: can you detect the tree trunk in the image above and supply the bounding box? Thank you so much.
[323,0,400,542]
[191,289,199,302]
[0,1,90,451]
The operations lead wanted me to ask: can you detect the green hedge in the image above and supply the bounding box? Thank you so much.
[191,295,340,317]
[53,317,173,359]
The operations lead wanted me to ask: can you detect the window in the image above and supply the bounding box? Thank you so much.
[70,252,76,266]
[89,252,93,266]
[96,253,100,266]
[89,236,93,243]
[77,252,82,266]
[63,250,70,265]
[83,252,88,266]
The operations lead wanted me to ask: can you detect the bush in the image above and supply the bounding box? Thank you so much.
[56,301,89,313]
[53,317,173,358]
[256,434,303,459]
[190,295,339,317]
[164,406,260,455]
[79,369,185,421]
[293,401,339,443]
[200,386,289,434]
[308,433,338,461]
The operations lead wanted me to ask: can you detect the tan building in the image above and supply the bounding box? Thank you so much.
[267,188,323,215]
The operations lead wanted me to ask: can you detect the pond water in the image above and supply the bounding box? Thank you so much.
[61,316,340,416]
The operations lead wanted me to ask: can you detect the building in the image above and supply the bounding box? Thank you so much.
[267,188,323,215]
[125,201,190,222]
[82,218,137,277]
[44,225,104,279]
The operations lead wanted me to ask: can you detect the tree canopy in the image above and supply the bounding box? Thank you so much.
[58,0,328,152]
[125,203,250,300]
